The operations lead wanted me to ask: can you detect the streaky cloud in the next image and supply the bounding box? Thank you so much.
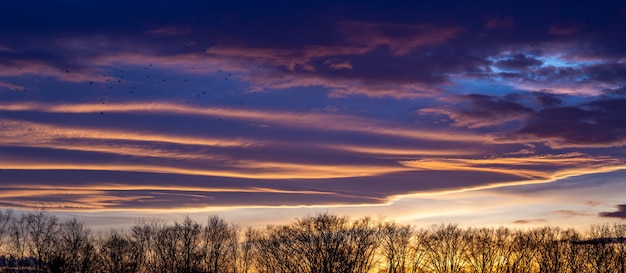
[0,101,491,143]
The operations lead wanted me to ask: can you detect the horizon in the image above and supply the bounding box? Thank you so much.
[0,0,625,230]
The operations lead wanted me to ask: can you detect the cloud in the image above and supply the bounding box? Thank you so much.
[0,168,531,211]
[420,93,626,148]
[3,99,623,211]
[401,153,624,182]
[324,59,352,70]
[533,92,562,107]
[488,55,624,96]
[494,54,543,70]
[515,98,626,147]
[0,101,490,143]
[1,0,626,216]
[598,205,626,219]
[323,144,477,157]
[419,94,534,128]
[0,34,456,99]
[0,59,110,83]
[513,218,547,224]
[0,11,619,101]
[554,209,592,217]
[338,21,463,55]
[0,80,26,92]
[0,101,492,185]
[548,23,579,35]
[202,42,475,98]
[147,26,192,36]
[0,44,12,52]
[0,155,407,180]
[484,17,514,29]
[0,118,256,149]
[584,63,626,84]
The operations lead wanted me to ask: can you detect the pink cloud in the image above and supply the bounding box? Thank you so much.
[0,81,26,92]
[548,23,579,35]
[0,31,460,99]
[0,60,112,83]
[147,26,192,36]
[0,44,12,52]
[324,59,352,70]
[484,17,514,29]
[240,69,443,99]
[418,94,534,128]
[205,44,369,71]
[338,21,463,55]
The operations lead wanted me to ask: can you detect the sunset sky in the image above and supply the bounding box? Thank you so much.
[1,0,625,229]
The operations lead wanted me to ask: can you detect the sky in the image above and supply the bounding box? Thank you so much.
[0,0,625,230]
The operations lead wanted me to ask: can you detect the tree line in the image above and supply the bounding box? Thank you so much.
[0,209,624,273]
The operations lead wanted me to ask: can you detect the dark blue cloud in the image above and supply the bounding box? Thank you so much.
[516,98,626,146]
[599,205,626,219]
[494,54,543,70]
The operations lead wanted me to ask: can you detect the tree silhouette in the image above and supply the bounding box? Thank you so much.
[0,211,625,273]
[424,224,467,273]
[0,210,12,254]
[98,230,141,273]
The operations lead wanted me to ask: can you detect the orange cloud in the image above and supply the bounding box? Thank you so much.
[324,144,478,157]
[2,161,405,180]
[401,153,624,181]
[0,102,490,143]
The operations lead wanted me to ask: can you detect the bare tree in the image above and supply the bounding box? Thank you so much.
[405,228,429,273]
[560,228,587,273]
[131,218,165,273]
[238,227,255,273]
[179,217,204,273]
[7,213,29,272]
[49,218,96,273]
[504,229,537,273]
[586,224,616,273]
[0,210,13,253]
[345,216,379,273]
[23,211,58,272]
[464,227,515,273]
[154,225,181,273]
[228,224,241,273]
[424,224,467,273]
[252,213,378,273]
[202,215,237,273]
[612,224,626,273]
[98,230,141,273]
[379,221,414,273]
[151,216,204,273]
[532,227,568,273]
[253,224,305,273]
[4,212,626,273]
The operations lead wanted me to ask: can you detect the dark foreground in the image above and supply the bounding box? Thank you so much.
[0,210,624,273]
